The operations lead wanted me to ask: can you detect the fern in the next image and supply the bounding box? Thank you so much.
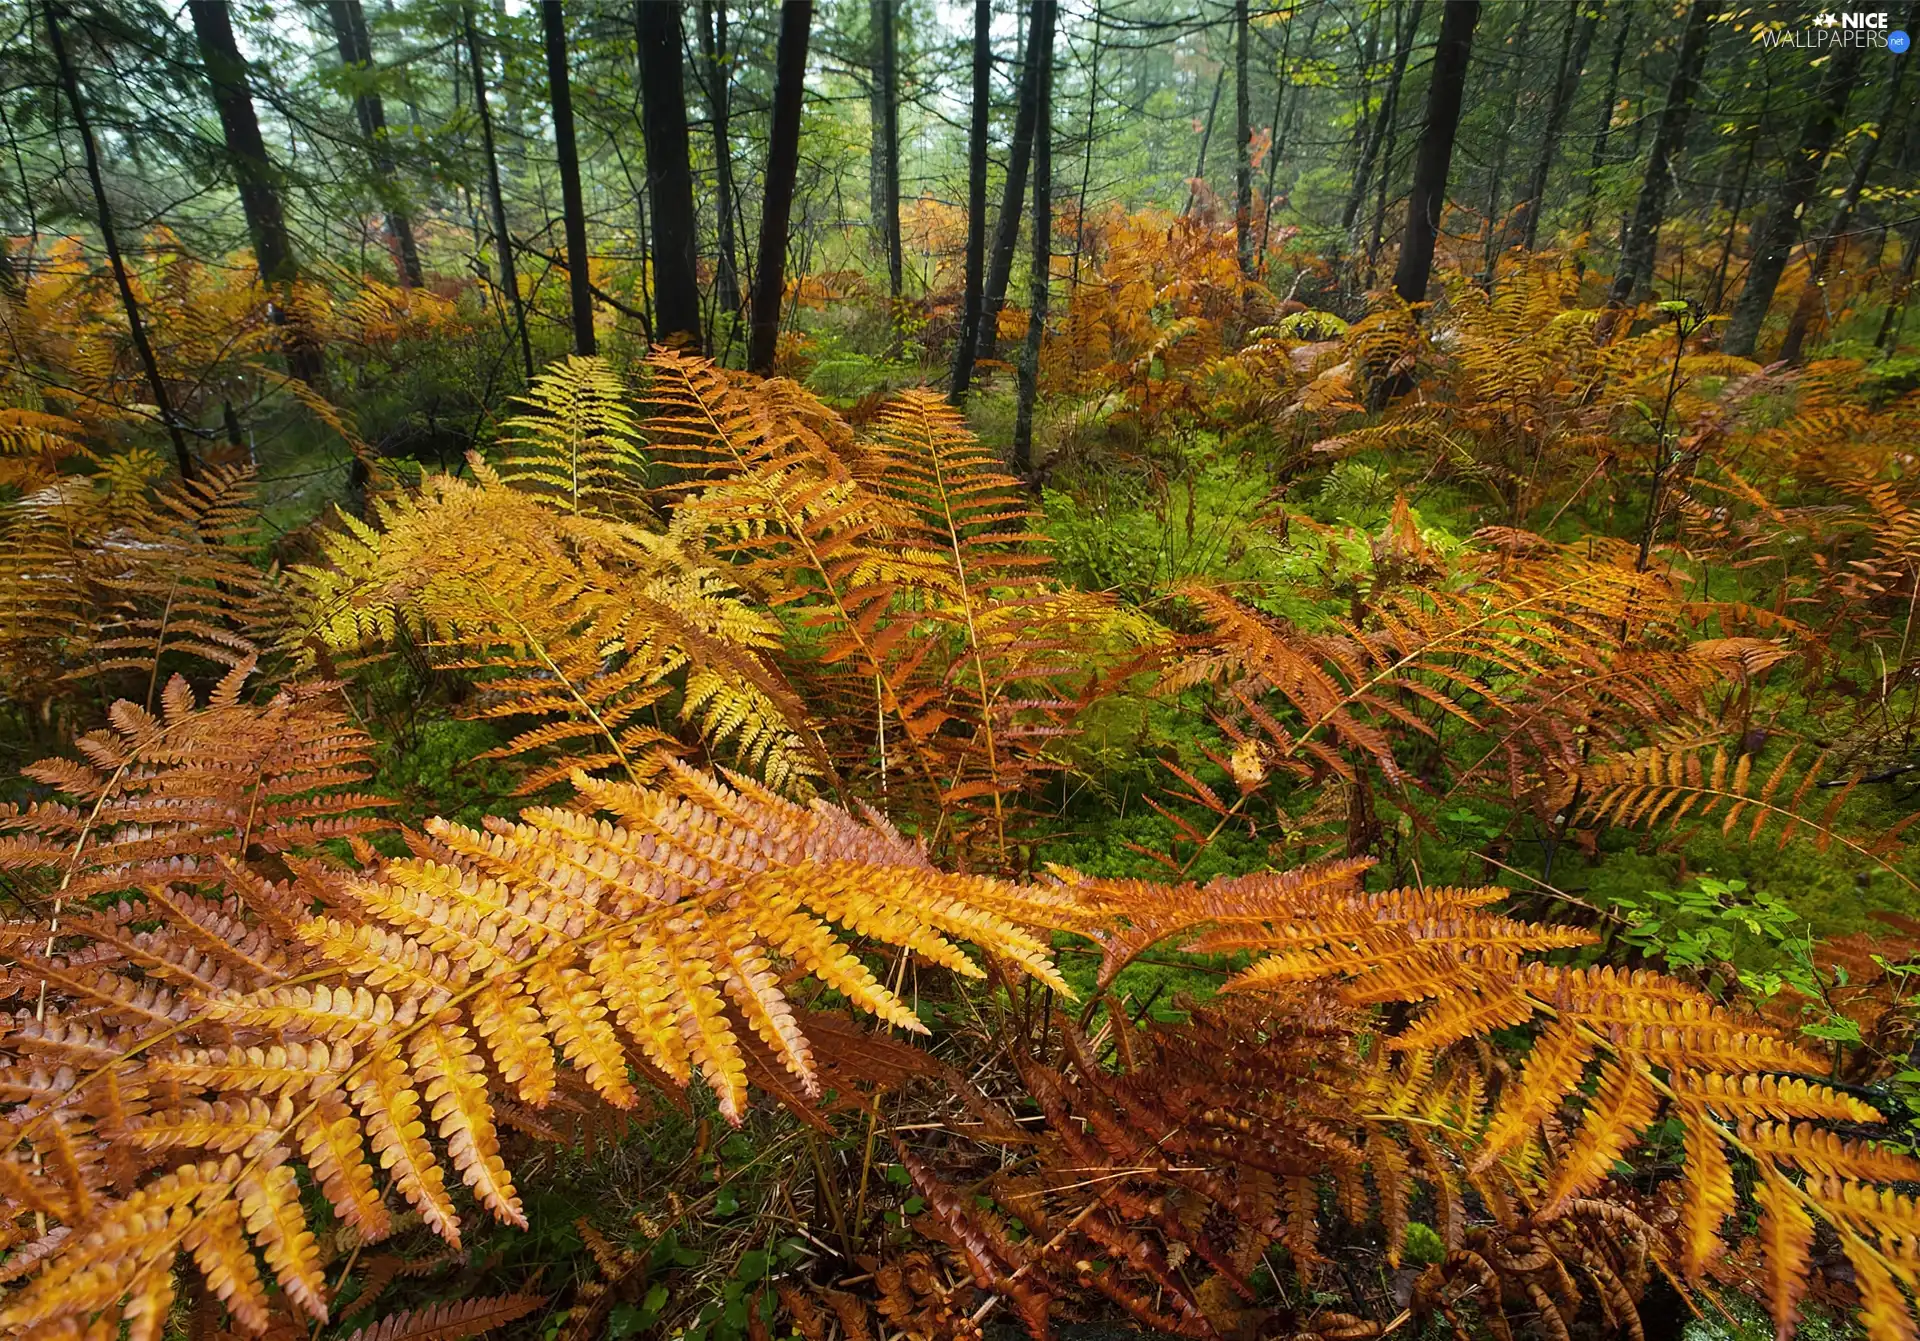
[0,687,1087,1335]
[646,351,1159,847]
[290,463,827,795]
[1580,737,1920,891]
[1038,858,1920,1341]
[497,355,646,516]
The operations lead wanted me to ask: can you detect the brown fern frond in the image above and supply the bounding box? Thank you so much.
[1580,739,1920,891]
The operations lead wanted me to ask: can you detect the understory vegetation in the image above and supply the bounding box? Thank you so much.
[5,1,1920,1339]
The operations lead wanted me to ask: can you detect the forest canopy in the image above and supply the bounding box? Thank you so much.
[2,1,1920,1339]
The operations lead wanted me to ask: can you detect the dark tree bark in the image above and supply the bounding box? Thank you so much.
[1390,0,1479,309]
[1709,73,1770,312]
[979,8,1045,363]
[949,0,992,404]
[189,0,323,386]
[189,1,298,288]
[698,0,740,331]
[1477,0,1535,286]
[1516,0,1597,251]
[1184,65,1226,217]
[1725,47,1864,359]
[465,5,532,381]
[1262,2,1326,264]
[748,0,811,375]
[1233,0,1253,276]
[1341,0,1423,259]
[1575,2,1633,277]
[1072,0,1104,293]
[542,2,595,357]
[1012,0,1055,478]
[326,0,423,288]
[1603,0,1718,322]
[1874,219,1920,353]
[46,0,192,480]
[1780,33,1908,364]
[872,0,902,303]
[637,0,704,350]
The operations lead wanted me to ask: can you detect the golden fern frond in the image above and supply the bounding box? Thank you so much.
[1580,738,1920,891]
[0,731,1080,1333]
[289,466,828,795]
[498,355,646,516]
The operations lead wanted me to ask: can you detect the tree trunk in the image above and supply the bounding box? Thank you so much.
[979,0,1045,363]
[949,0,992,404]
[1262,3,1326,264]
[541,2,595,357]
[1874,219,1920,353]
[1575,3,1633,278]
[1184,65,1226,217]
[1012,0,1055,478]
[1779,36,1907,364]
[1603,0,1718,323]
[748,0,811,375]
[637,0,704,350]
[1709,74,1769,313]
[1390,0,1479,310]
[1341,0,1423,257]
[465,4,533,380]
[1072,0,1104,294]
[188,0,323,386]
[1516,1,1597,252]
[1725,46,1864,359]
[46,0,193,480]
[1477,0,1535,287]
[327,0,423,288]
[1233,0,1253,277]
[872,0,903,303]
[699,0,740,333]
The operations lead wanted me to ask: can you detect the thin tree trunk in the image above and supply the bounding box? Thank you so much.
[46,0,193,480]
[979,1,1045,363]
[1779,36,1907,364]
[1390,0,1479,310]
[1261,3,1325,265]
[949,0,991,404]
[189,0,323,386]
[1601,0,1718,328]
[1478,0,1535,287]
[542,2,594,357]
[1874,220,1920,353]
[327,0,423,287]
[1575,2,1633,279]
[465,5,532,380]
[1709,75,1769,312]
[1233,0,1253,277]
[1341,0,1423,256]
[1723,46,1861,359]
[1184,65,1226,217]
[698,1,740,335]
[1012,0,1055,478]
[748,0,811,375]
[1072,0,1103,293]
[873,0,902,303]
[1516,0,1597,252]
[637,0,703,350]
